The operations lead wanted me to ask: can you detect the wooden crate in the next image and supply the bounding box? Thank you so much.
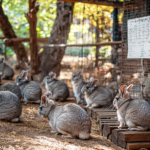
[86,107,150,150]
[112,129,150,149]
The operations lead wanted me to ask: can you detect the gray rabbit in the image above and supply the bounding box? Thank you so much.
[0,58,14,80]
[0,82,22,99]
[143,74,150,97]
[38,91,91,139]
[15,70,42,104]
[81,77,115,108]
[0,91,22,122]
[43,72,69,102]
[113,84,150,130]
[71,69,86,105]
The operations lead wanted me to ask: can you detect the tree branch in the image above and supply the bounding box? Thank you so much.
[25,12,30,23]
[30,2,39,13]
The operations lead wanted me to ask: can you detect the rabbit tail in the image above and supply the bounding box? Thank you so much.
[79,132,90,140]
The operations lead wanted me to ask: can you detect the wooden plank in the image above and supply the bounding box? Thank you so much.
[97,113,117,120]
[111,129,129,146]
[100,118,118,122]
[118,139,126,149]
[119,131,150,142]
[91,108,116,120]
[111,133,118,145]
[99,115,117,120]
[45,41,122,47]
[58,0,124,8]
[4,37,49,44]
[86,108,92,117]
[102,123,120,138]
[127,142,150,150]
[112,129,129,139]
[99,122,119,136]
[99,121,118,132]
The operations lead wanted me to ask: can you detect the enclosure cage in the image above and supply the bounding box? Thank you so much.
[121,0,150,100]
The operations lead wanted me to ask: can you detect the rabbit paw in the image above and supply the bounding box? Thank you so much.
[24,101,27,104]
[62,134,72,138]
[89,106,93,109]
[118,126,122,129]
[51,131,57,134]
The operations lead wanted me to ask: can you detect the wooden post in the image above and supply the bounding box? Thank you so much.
[95,11,100,68]
[25,0,39,75]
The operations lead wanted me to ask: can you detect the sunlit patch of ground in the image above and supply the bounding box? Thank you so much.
[0,103,124,150]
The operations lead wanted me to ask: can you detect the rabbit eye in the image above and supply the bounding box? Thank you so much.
[86,87,89,89]
[116,98,119,100]
[40,107,42,111]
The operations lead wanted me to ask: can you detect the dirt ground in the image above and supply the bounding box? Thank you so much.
[0,62,124,150]
[0,101,124,150]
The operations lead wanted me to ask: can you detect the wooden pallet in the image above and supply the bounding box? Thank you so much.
[86,107,150,150]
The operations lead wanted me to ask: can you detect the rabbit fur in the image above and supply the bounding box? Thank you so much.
[38,91,91,139]
[43,72,69,102]
[143,75,150,97]
[71,69,87,105]
[113,84,150,130]
[0,58,14,80]
[15,70,42,104]
[81,77,115,108]
[0,82,22,99]
[0,91,22,122]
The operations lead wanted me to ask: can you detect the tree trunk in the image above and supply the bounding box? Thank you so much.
[25,0,39,75]
[0,2,28,63]
[40,2,74,81]
[95,12,100,68]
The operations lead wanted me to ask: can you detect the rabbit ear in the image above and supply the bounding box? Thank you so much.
[44,91,52,99]
[25,62,31,70]
[41,95,48,106]
[127,84,133,92]
[90,79,99,87]
[77,69,84,77]
[20,70,28,79]
[120,85,127,96]
[48,71,53,76]
[89,77,94,83]
[43,76,47,83]
[49,72,56,79]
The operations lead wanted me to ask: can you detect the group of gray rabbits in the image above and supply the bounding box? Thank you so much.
[1,58,150,140]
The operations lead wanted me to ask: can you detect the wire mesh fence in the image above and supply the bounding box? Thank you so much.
[121,0,150,100]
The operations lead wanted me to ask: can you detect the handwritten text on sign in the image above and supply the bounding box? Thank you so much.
[127,16,150,58]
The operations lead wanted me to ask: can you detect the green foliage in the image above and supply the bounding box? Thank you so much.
[2,0,57,38]
[65,47,90,57]
[68,3,114,44]
[1,0,57,56]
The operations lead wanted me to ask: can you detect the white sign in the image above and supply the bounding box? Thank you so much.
[127,16,150,58]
